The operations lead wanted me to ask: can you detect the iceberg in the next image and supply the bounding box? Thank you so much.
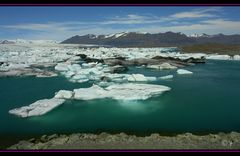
[177,69,193,74]
[105,83,171,100]
[233,55,240,60]
[64,71,75,78]
[71,74,88,80]
[127,74,157,82]
[146,77,157,81]
[54,90,73,99]
[97,81,115,87]
[77,79,89,83]
[206,54,231,60]
[55,63,70,71]
[147,63,177,70]
[9,98,65,118]
[159,75,173,79]
[9,83,171,117]
[127,74,148,82]
[8,63,30,69]
[74,85,109,100]
[67,64,81,72]
[73,83,171,101]
[82,62,98,68]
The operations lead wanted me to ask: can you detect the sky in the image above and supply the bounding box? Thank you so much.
[1,6,240,41]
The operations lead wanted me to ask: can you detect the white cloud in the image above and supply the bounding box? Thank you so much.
[4,23,55,31]
[3,21,92,32]
[170,7,221,19]
[100,14,164,25]
[2,7,240,40]
[170,12,214,18]
[133,18,240,35]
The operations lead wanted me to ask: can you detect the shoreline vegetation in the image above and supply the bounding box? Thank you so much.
[6,132,240,149]
[179,43,240,55]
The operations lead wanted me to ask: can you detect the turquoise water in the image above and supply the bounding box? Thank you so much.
[1,60,240,136]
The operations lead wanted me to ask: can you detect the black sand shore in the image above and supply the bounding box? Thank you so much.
[4,132,240,150]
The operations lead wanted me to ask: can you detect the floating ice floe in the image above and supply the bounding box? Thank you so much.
[175,53,206,60]
[54,63,70,71]
[128,74,151,82]
[233,55,240,60]
[159,75,173,79]
[58,62,160,84]
[0,64,57,77]
[74,85,109,100]
[206,54,231,60]
[0,63,30,72]
[97,81,116,87]
[9,98,65,118]
[54,90,73,99]
[205,54,240,60]
[127,74,157,82]
[177,69,193,74]
[147,63,177,70]
[9,83,171,118]
[74,83,171,100]
[105,83,171,100]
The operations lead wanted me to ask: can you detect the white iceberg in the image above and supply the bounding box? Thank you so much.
[67,64,81,72]
[55,63,70,71]
[146,77,157,81]
[206,54,231,60]
[73,83,170,101]
[64,71,75,78]
[177,69,193,74]
[175,53,206,60]
[233,55,240,60]
[105,83,171,100]
[9,98,65,118]
[54,90,73,99]
[97,81,115,87]
[77,79,89,83]
[82,62,98,68]
[71,74,88,80]
[127,74,157,82]
[8,63,30,69]
[147,63,177,70]
[74,85,109,100]
[159,75,173,79]
[127,74,148,81]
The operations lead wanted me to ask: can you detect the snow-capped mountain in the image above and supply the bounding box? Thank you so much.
[62,31,240,47]
[104,32,129,39]
[0,39,59,45]
[187,33,211,38]
[188,33,203,38]
[84,31,150,39]
[0,40,15,44]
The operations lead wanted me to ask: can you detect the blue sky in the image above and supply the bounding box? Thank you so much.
[1,6,240,41]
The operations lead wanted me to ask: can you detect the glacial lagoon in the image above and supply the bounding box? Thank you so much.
[1,60,240,138]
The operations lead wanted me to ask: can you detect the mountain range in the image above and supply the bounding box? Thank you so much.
[0,39,58,45]
[61,31,240,47]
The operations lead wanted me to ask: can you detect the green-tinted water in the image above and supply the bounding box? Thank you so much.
[1,60,240,137]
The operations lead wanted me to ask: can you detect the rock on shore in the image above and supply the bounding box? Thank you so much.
[8,132,240,149]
